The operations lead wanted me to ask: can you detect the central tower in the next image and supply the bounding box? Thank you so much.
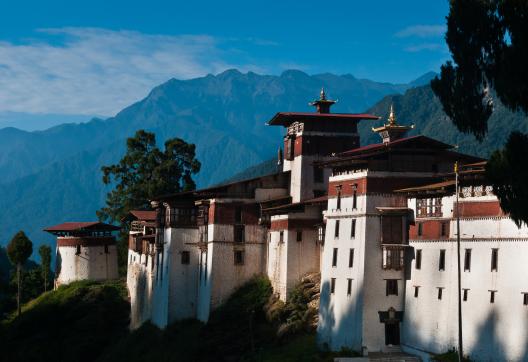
[268,90,380,202]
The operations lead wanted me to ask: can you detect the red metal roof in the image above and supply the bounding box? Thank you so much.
[44,221,120,232]
[339,135,453,156]
[268,112,380,126]
[129,210,156,221]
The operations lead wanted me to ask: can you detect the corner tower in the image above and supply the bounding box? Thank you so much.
[268,90,380,202]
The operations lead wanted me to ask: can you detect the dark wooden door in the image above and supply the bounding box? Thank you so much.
[385,322,400,345]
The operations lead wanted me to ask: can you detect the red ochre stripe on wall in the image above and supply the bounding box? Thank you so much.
[270,219,321,231]
[454,201,504,218]
[57,236,116,247]
[328,177,435,197]
[410,221,450,240]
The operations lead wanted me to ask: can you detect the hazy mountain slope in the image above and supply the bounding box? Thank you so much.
[360,85,528,157]
[0,69,431,185]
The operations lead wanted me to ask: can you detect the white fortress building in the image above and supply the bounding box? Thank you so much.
[44,221,120,287]
[126,92,528,361]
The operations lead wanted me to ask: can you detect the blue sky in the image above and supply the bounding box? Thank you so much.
[0,0,450,116]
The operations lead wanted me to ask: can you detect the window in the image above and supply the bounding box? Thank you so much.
[330,278,336,294]
[386,279,398,296]
[439,249,446,271]
[491,248,498,272]
[335,185,342,210]
[296,230,303,242]
[332,248,338,267]
[351,219,356,238]
[347,278,352,296]
[463,289,469,302]
[234,225,245,243]
[523,293,528,306]
[417,222,423,236]
[349,249,354,268]
[381,216,404,244]
[334,220,340,238]
[441,222,447,237]
[75,245,81,255]
[416,198,442,217]
[235,207,242,223]
[383,247,404,270]
[438,288,443,300]
[352,186,358,209]
[416,249,422,270]
[414,286,419,298]
[234,251,244,265]
[279,231,284,243]
[181,251,190,265]
[464,249,472,271]
[317,226,325,244]
[104,244,109,254]
[314,167,324,183]
[489,290,496,303]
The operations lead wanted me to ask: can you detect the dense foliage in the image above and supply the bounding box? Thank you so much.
[1,280,129,362]
[97,130,201,224]
[432,0,528,225]
[38,244,52,292]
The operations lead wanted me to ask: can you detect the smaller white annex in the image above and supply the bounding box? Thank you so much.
[44,221,120,287]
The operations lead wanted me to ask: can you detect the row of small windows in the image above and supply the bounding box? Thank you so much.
[334,219,356,239]
[416,221,448,237]
[331,248,355,268]
[180,250,244,265]
[335,184,358,211]
[329,277,353,296]
[413,286,528,305]
[415,248,499,272]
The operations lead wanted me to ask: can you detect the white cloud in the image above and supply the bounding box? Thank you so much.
[405,43,445,52]
[395,25,446,38]
[0,28,271,115]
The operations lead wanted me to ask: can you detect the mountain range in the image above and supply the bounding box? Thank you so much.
[2,69,526,257]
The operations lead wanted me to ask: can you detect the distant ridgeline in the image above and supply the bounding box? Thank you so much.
[0,69,526,255]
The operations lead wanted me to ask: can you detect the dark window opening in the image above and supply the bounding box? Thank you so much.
[279,231,284,243]
[463,289,469,302]
[235,207,242,223]
[382,215,404,244]
[417,222,423,236]
[351,219,356,238]
[441,222,447,237]
[464,249,472,271]
[334,220,340,238]
[414,286,419,298]
[330,278,336,294]
[234,251,244,265]
[352,190,357,209]
[439,249,446,271]
[104,244,109,254]
[349,248,354,268]
[234,225,245,243]
[296,230,302,242]
[347,278,352,296]
[386,279,398,296]
[490,290,496,303]
[336,186,342,210]
[438,288,443,300]
[181,251,190,265]
[75,245,81,255]
[523,293,528,306]
[416,249,422,270]
[491,248,498,272]
[332,248,338,267]
[314,167,324,183]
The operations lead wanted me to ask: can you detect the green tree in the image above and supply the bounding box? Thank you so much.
[431,0,528,225]
[38,245,52,292]
[6,231,33,316]
[97,130,201,272]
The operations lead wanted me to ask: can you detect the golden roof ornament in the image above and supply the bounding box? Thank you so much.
[388,103,397,126]
[320,87,327,101]
[372,104,414,143]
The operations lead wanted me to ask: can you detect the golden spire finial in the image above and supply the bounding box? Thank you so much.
[320,87,326,101]
[388,104,396,126]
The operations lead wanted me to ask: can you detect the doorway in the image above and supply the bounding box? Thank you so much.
[385,322,400,345]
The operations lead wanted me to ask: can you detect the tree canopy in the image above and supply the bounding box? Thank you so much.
[38,245,52,292]
[97,130,201,224]
[431,0,528,225]
[7,231,33,266]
